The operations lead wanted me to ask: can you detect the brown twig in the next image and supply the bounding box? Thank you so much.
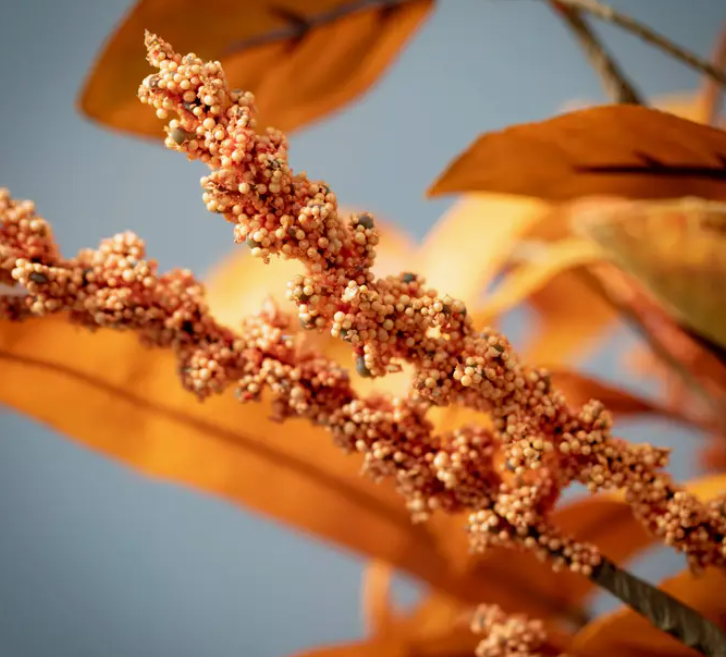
[576,265,726,434]
[544,0,726,88]
[548,0,643,104]
[223,0,416,54]
[701,18,726,126]
[592,559,726,657]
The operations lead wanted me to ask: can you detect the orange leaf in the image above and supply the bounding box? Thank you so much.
[361,561,396,636]
[575,197,726,351]
[204,216,417,399]
[474,237,605,321]
[521,269,616,365]
[291,638,407,657]
[0,312,694,621]
[548,368,684,421]
[0,314,496,608]
[587,262,726,416]
[428,106,726,202]
[570,566,726,657]
[79,0,432,138]
[294,584,568,657]
[417,195,550,310]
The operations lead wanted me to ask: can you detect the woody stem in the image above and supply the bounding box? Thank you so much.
[548,0,644,104]
[590,558,726,657]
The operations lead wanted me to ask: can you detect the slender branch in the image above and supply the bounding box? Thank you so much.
[591,558,726,657]
[223,0,412,54]
[548,0,644,104]
[701,17,726,126]
[545,0,726,88]
[576,265,726,433]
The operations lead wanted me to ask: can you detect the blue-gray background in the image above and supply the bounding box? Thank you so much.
[0,1,721,655]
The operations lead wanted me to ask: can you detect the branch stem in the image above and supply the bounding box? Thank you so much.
[546,0,726,88]
[548,1,643,104]
[701,17,726,125]
[590,558,726,657]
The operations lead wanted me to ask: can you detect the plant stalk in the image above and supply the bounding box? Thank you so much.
[548,1,644,104]
[544,0,726,88]
[590,558,726,657]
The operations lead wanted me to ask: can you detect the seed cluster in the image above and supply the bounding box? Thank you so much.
[471,605,558,657]
[1,34,725,585]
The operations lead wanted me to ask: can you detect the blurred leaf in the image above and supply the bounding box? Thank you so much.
[655,92,713,124]
[548,368,685,421]
[0,314,531,611]
[575,197,726,351]
[295,578,569,657]
[417,194,550,309]
[522,267,616,365]
[571,566,726,657]
[204,216,417,399]
[80,0,432,137]
[586,248,726,417]
[0,311,703,620]
[606,471,726,508]
[428,106,726,202]
[205,214,416,327]
[362,561,396,636]
[475,237,605,321]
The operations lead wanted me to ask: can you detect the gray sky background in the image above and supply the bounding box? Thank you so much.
[0,1,723,656]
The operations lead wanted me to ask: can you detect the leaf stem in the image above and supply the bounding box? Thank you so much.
[590,558,726,657]
[701,17,726,126]
[575,265,726,433]
[545,0,726,88]
[223,0,418,54]
[548,1,644,104]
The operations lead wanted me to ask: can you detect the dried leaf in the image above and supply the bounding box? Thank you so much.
[0,315,498,607]
[80,0,432,137]
[587,260,726,420]
[547,368,684,422]
[291,638,407,657]
[474,237,605,321]
[0,313,657,618]
[0,311,698,619]
[205,215,415,320]
[521,269,616,365]
[417,194,550,309]
[416,194,618,364]
[361,561,396,636]
[571,565,726,657]
[428,106,726,202]
[295,584,568,657]
[575,197,726,351]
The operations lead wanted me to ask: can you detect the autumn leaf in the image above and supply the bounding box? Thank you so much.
[548,368,687,422]
[413,196,620,365]
[79,0,432,138]
[588,261,726,425]
[455,89,726,367]
[427,106,726,202]
[0,314,505,610]
[293,568,570,657]
[1,303,708,622]
[570,566,726,657]
[575,197,726,351]
[416,194,551,310]
[361,560,397,636]
[474,237,605,320]
[468,233,616,363]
